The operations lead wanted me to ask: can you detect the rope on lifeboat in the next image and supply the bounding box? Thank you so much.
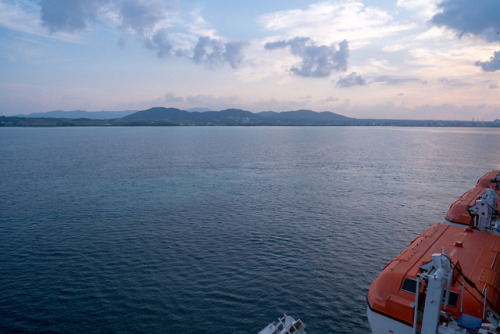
[449,258,500,316]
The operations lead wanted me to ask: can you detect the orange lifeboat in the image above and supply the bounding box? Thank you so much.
[446,170,500,226]
[476,170,500,189]
[367,224,500,333]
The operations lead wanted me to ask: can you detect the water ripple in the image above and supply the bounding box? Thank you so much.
[1,127,500,333]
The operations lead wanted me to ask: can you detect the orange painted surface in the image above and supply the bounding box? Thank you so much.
[367,224,500,327]
[476,170,500,188]
[446,170,500,225]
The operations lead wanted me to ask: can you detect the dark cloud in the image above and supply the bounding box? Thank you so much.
[431,0,500,42]
[39,0,167,36]
[39,0,246,68]
[431,1,500,73]
[264,39,294,49]
[39,0,174,60]
[118,0,174,60]
[223,41,247,69]
[193,37,224,67]
[336,72,366,87]
[119,0,167,36]
[475,51,500,72]
[374,75,425,85]
[145,28,172,58]
[193,37,246,69]
[40,0,110,33]
[265,37,349,77]
[333,40,349,73]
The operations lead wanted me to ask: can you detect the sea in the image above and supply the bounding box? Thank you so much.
[1,126,500,333]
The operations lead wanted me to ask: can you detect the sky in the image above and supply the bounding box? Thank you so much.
[1,0,500,120]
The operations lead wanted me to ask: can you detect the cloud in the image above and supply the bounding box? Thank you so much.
[37,0,246,68]
[144,28,172,58]
[185,94,240,108]
[39,0,169,40]
[223,41,247,69]
[193,36,224,67]
[164,92,184,103]
[40,0,109,33]
[374,75,426,85]
[431,0,500,42]
[265,38,349,77]
[0,1,79,55]
[430,1,500,73]
[118,0,167,36]
[39,0,168,35]
[396,0,441,20]
[193,36,246,69]
[260,1,412,49]
[336,72,366,87]
[475,51,500,72]
[41,0,176,59]
[438,78,471,87]
[0,0,45,36]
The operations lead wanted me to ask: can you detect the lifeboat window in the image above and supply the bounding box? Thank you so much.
[443,291,459,308]
[401,278,417,293]
[401,278,459,307]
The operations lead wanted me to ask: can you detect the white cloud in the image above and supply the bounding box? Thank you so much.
[396,0,441,20]
[259,1,413,48]
[183,7,217,38]
[164,92,184,103]
[0,0,40,34]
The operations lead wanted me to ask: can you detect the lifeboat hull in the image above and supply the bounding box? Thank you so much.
[367,224,500,333]
[475,170,500,188]
[367,305,413,334]
[446,170,500,225]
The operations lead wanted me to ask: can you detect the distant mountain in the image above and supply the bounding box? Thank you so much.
[14,110,136,119]
[216,108,253,116]
[123,107,259,124]
[13,107,352,124]
[203,108,255,119]
[123,107,351,125]
[3,107,500,127]
[187,107,211,112]
[259,109,352,122]
[123,107,189,121]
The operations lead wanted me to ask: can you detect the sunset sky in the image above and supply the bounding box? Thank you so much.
[1,0,499,120]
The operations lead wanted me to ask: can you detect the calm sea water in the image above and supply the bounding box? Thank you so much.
[1,126,500,333]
